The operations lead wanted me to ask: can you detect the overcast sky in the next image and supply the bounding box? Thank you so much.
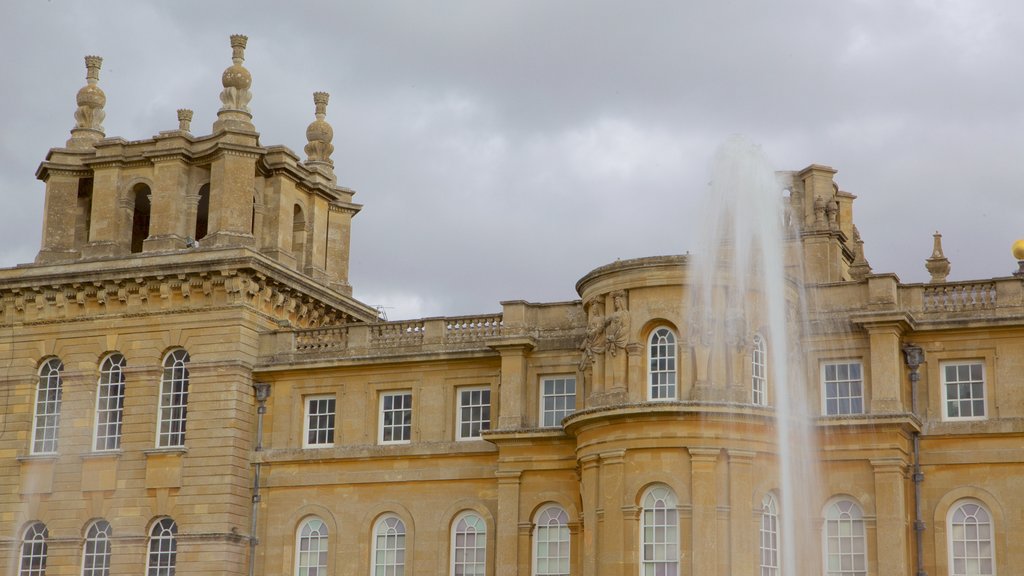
[2,1,1022,319]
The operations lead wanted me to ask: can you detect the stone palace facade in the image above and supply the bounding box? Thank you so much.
[1,35,1022,576]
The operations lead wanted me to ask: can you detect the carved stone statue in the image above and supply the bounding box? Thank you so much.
[605,290,631,355]
[578,296,606,371]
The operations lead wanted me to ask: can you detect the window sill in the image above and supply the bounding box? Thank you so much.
[16,453,58,463]
[143,447,188,457]
[80,451,122,460]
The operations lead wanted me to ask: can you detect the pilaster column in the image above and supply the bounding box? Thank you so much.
[326,203,356,295]
[690,447,721,576]
[36,171,83,262]
[625,343,643,403]
[580,455,600,576]
[82,164,124,257]
[598,450,626,576]
[850,312,914,414]
[143,156,190,251]
[491,340,534,429]
[206,149,257,248]
[496,471,522,576]
[872,458,910,575]
[728,450,756,576]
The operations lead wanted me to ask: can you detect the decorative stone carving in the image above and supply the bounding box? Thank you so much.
[813,196,827,230]
[578,296,606,371]
[848,225,872,281]
[826,199,839,230]
[925,231,951,283]
[304,92,335,167]
[177,109,193,133]
[219,35,252,113]
[67,55,106,148]
[605,290,630,356]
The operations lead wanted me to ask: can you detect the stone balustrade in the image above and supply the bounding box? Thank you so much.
[921,281,997,312]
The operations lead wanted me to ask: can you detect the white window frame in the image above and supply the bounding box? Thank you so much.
[752,334,767,406]
[81,519,112,576]
[640,484,679,576]
[156,349,190,448]
[947,499,995,576]
[647,327,677,401]
[303,395,337,448]
[373,515,407,576]
[19,522,48,576]
[822,498,867,576]
[540,376,577,428]
[93,353,126,452]
[456,386,491,441]
[450,512,486,576]
[941,361,987,421]
[379,391,413,445]
[145,518,177,576]
[821,361,864,416]
[295,516,329,576]
[759,493,779,576]
[31,358,64,455]
[533,505,570,576]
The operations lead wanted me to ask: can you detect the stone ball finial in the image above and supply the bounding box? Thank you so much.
[304,91,335,167]
[1012,239,1024,277]
[926,231,951,283]
[177,109,193,132]
[68,55,106,147]
[219,34,252,114]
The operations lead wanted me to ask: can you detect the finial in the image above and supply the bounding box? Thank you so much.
[215,34,254,131]
[1012,239,1024,277]
[305,91,335,168]
[177,109,193,132]
[925,231,950,283]
[67,55,107,148]
[848,225,872,281]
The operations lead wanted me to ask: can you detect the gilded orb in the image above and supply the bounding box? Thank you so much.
[1013,239,1024,260]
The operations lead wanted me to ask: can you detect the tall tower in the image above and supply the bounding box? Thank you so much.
[0,36,375,575]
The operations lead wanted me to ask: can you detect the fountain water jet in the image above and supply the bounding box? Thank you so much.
[688,135,822,576]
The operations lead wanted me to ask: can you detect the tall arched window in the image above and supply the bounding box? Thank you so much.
[533,505,570,576]
[648,328,677,400]
[130,183,151,254]
[82,519,112,576]
[20,522,48,576]
[823,499,866,576]
[293,204,307,271]
[451,512,486,576]
[948,500,994,576]
[32,358,64,454]
[94,353,126,451]
[641,485,678,576]
[373,515,406,576]
[295,517,329,576]
[194,183,210,241]
[157,349,190,448]
[752,335,767,406]
[146,518,177,576]
[759,493,779,576]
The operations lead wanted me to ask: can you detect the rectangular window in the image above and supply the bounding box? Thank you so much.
[942,361,986,420]
[540,376,576,428]
[822,361,864,416]
[304,395,336,447]
[380,391,412,444]
[457,386,491,440]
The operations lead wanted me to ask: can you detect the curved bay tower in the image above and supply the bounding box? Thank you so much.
[1,35,1022,576]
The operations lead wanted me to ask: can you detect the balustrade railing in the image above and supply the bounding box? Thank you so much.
[289,313,504,355]
[371,320,426,348]
[445,315,504,343]
[922,282,996,312]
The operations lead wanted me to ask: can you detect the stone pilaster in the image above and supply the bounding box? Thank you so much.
[690,447,721,576]
[599,450,626,576]
[495,471,522,576]
[872,458,910,575]
[728,450,756,576]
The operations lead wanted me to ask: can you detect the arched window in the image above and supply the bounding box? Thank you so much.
[648,328,677,400]
[82,519,112,576]
[146,518,177,576]
[295,517,328,576]
[451,512,486,576]
[948,500,994,576]
[823,499,866,576]
[94,353,126,451]
[373,515,406,576]
[157,350,190,448]
[533,506,570,576]
[293,204,307,271]
[641,485,678,576]
[194,183,210,241]
[76,178,93,247]
[19,522,48,576]
[130,183,151,254]
[759,493,779,576]
[32,358,64,454]
[752,334,767,406]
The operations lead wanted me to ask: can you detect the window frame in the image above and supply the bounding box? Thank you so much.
[372,515,407,576]
[303,394,337,448]
[751,334,767,406]
[456,386,491,441]
[820,361,865,416]
[759,493,779,576]
[450,511,487,576]
[539,375,577,428]
[640,484,679,576]
[156,349,190,448]
[533,505,570,576]
[379,390,413,445]
[81,519,112,576]
[940,361,987,421]
[20,522,48,576]
[822,498,867,576]
[295,516,329,576]
[93,353,126,452]
[31,358,64,455]
[947,499,995,576]
[145,517,177,576]
[647,327,678,401]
